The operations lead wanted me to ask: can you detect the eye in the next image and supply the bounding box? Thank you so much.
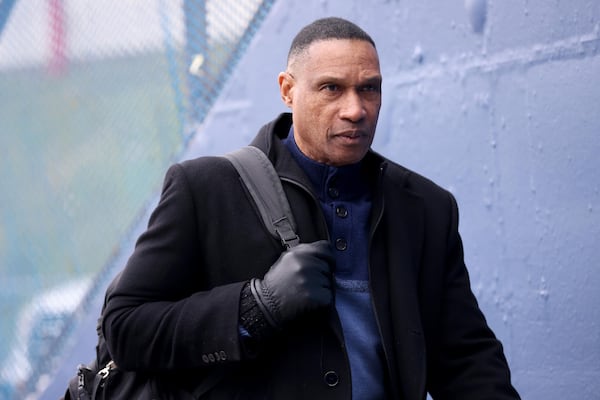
[360,84,380,93]
[321,84,340,92]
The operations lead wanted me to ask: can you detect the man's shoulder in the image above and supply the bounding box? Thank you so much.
[164,154,236,185]
[374,152,452,202]
[178,154,228,170]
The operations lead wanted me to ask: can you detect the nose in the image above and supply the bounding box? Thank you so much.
[339,91,366,122]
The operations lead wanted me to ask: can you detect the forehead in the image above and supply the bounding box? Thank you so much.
[293,39,380,76]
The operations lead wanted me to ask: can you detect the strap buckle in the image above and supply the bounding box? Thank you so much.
[274,217,300,249]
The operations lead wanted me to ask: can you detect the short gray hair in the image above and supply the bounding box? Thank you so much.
[287,17,376,65]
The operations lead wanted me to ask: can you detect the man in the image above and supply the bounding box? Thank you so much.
[103,17,520,399]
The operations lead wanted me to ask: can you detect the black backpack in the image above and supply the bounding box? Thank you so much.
[63,146,299,399]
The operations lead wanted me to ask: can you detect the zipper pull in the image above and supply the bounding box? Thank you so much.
[98,360,117,380]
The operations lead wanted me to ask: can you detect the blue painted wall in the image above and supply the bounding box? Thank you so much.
[186,1,600,398]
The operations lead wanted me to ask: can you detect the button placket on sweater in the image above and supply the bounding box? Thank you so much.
[321,167,371,281]
[327,177,352,276]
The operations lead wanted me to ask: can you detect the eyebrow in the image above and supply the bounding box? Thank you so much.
[362,76,383,86]
[315,74,382,85]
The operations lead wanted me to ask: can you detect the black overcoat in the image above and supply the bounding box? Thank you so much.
[103,113,520,399]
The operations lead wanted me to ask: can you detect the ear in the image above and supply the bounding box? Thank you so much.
[278,72,294,108]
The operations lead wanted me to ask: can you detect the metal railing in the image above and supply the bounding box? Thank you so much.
[0,1,275,398]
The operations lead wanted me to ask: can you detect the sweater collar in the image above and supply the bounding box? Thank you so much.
[282,126,370,201]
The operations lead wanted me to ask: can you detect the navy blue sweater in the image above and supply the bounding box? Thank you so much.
[283,131,385,399]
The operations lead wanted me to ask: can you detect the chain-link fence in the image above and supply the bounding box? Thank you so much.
[0,1,274,398]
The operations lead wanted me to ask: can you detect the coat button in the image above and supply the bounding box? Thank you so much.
[335,238,347,251]
[324,370,339,387]
[335,206,348,218]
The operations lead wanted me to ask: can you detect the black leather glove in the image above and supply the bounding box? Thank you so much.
[250,240,334,328]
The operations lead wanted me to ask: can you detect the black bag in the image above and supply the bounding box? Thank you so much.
[62,272,158,400]
[63,146,298,399]
[66,360,155,400]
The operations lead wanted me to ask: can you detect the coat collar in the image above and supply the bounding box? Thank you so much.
[250,113,315,191]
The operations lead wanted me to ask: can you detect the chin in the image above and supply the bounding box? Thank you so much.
[331,155,364,166]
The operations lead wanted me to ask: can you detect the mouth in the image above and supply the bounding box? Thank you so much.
[334,130,370,142]
[341,132,363,138]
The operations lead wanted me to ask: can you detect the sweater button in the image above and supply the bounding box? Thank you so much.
[335,206,348,218]
[335,238,347,251]
[328,187,339,198]
[324,370,339,387]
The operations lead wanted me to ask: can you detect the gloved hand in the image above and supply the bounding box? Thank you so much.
[250,240,334,328]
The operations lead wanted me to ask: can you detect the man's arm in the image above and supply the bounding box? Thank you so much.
[102,163,246,371]
[428,192,520,399]
[102,160,335,373]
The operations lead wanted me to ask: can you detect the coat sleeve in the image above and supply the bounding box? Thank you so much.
[428,192,520,400]
[102,163,246,372]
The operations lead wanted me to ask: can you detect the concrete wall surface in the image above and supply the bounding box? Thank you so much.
[186,0,600,398]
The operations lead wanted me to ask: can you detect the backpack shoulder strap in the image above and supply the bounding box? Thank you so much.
[224,146,300,249]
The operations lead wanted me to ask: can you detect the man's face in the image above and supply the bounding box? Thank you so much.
[279,39,382,166]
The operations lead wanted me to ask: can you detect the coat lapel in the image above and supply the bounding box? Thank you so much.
[374,165,427,399]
